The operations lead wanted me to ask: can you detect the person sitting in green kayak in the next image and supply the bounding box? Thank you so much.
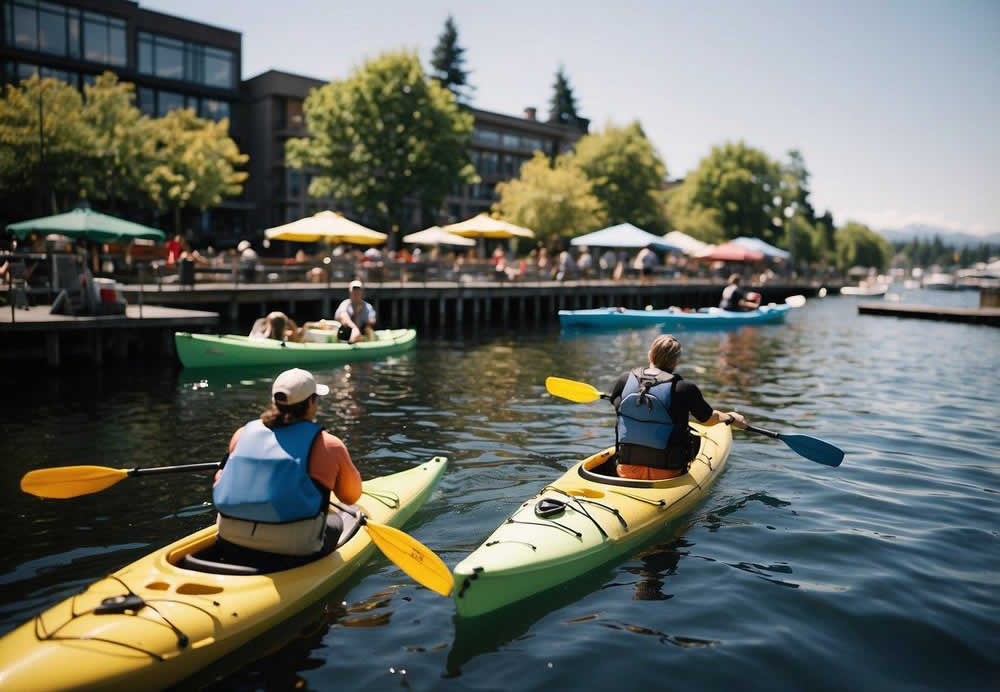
[335,279,377,343]
[213,368,362,556]
[611,334,748,481]
[719,274,761,312]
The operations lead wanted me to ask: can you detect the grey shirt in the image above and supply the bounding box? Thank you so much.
[335,299,376,328]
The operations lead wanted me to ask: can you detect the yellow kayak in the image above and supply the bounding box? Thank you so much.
[453,422,731,618]
[0,456,447,691]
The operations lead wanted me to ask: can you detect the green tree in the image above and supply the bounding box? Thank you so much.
[779,149,816,223]
[569,120,668,232]
[430,15,472,102]
[662,184,725,243]
[494,152,605,246]
[144,108,248,234]
[671,140,784,243]
[287,50,477,236]
[784,214,818,265]
[81,72,156,211]
[548,66,581,126]
[0,75,92,215]
[834,221,892,271]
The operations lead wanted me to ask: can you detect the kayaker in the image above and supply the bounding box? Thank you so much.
[249,310,302,342]
[213,368,362,557]
[611,334,748,480]
[719,273,760,311]
[334,279,377,343]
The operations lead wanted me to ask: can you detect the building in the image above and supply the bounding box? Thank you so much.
[2,1,589,241]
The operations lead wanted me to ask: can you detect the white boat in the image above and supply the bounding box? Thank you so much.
[922,272,956,290]
[841,283,888,296]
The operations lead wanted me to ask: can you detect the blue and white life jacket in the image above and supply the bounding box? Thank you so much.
[617,367,677,452]
[214,419,325,523]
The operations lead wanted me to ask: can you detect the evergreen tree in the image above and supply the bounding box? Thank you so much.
[549,66,581,125]
[430,15,472,102]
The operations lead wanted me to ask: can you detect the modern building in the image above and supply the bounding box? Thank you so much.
[2,1,589,241]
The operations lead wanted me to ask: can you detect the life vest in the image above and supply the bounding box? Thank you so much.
[616,367,688,470]
[214,420,325,523]
[719,284,741,310]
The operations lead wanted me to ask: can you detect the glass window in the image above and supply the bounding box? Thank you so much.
[157,90,184,117]
[480,151,498,176]
[204,47,232,88]
[138,37,152,74]
[67,13,79,57]
[473,128,500,146]
[201,98,229,122]
[154,37,184,80]
[502,133,519,149]
[13,3,38,51]
[83,14,107,63]
[138,87,155,115]
[289,170,300,198]
[521,136,543,152]
[16,62,39,80]
[38,5,67,56]
[502,155,515,177]
[108,21,125,66]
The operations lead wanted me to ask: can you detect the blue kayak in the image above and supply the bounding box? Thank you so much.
[559,303,792,330]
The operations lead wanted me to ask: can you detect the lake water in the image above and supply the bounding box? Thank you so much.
[1,288,998,690]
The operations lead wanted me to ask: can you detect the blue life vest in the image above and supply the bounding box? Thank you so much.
[617,367,676,451]
[214,420,325,523]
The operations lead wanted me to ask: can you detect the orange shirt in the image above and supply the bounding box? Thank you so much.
[215,425,362,505]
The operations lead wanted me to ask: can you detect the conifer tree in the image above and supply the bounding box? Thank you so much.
[549,66,581,125]
[430,15,472,102]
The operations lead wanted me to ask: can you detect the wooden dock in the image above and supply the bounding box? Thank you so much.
[857,302,1000,327]
[1,304,218,366]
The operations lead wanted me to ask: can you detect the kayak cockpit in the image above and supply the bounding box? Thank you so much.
[175,506,364,576]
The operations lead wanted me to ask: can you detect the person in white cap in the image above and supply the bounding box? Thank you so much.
[334,279,376,343]
[213,368,361,558]
[237,240,258,283]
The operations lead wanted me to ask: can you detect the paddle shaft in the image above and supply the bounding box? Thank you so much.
[129,462,220,477]
[745,424,780,439]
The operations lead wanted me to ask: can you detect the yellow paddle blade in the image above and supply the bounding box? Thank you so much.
[545,377,602,403]
[365,521,454,597]
[21,465,130,499]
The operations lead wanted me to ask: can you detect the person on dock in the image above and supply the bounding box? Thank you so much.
[611,334,748,480]
[213,368,362,557]
[334,280,376,343]
[719,274,760,311]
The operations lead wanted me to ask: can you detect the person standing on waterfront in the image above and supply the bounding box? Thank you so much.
[213,368,362,557]
[611,334,748,480]
[238,240,259,283]
[335,279,377,343]
[719,273,760,311]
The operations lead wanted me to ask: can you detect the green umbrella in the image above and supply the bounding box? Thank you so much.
[6,208,165,242]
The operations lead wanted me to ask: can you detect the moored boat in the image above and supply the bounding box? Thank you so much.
[452,421,731,618]
[0,456,447,691]
[175,329,416,368]
[559,303,791,330]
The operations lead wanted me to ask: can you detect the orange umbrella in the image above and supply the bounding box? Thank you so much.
[697,242,765,262]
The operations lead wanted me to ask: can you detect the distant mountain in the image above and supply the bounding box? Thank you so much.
[879,224,1000,247]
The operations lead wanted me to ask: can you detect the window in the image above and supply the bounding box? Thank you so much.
[288,169,301,198]
[82,11,125,66]
[38,2,66,56]
[138,31,235,88]
[200,98,229,122]
[5,60,76,86]
[472,128,500,146]
[479,151,499,176]
[502,155,515,177]
[137,87,155,116]
[11,2,37,51]
[520,136,543,152]
[157,90,184,117]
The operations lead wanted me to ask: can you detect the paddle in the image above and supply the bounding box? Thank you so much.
[22,462,456,597]
[545,376,844,467]
[784,294,806,308]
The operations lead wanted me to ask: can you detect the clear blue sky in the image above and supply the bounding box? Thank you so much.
[143,0,999,235]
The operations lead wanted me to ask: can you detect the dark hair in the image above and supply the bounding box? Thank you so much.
[261,393,316,429]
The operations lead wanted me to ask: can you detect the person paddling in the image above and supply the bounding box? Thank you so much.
[335,279,377,343]
[719,273,760,312]
[213,368,361,558]
[611,334,748,480]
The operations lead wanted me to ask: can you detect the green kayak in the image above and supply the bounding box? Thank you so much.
[175,329,416,368]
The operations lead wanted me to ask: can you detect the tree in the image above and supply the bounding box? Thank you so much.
[144,108,248,234]
[568,120,668,232]
[784,214,819,265]
[430,15,472,103]
[548,66,581,126]
[779,149,816,224]
[670,140,784,243]
[662,185,725,244]
[81,72,156,211]
[286,50,478,236]
[834,221,892,271]
[494,152,605,246]
[0,75,92,216]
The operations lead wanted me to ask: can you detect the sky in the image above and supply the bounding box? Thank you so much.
[142,0,1000,235]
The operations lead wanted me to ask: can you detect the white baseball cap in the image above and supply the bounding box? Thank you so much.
[237,240,251,252]
[349,280,363,290]
[272,368,329,405]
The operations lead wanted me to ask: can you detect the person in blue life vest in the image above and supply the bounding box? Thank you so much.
[334,279,377,343]
[719,273,761,312]
[213,368,362,557]
[611,334,749,481]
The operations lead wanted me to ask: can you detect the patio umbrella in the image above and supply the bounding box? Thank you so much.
[731,236,790,260]
[265,211,386,245]
[6,208,165,242]
[570,223,682,251]
[696,242,765,262]
[402,226,475,246]
[444,213,534,239]
[663,230,711,256]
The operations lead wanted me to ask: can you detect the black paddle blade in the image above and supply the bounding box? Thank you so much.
[777,434,844,467]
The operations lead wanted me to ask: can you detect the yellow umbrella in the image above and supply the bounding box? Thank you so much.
[444,213,534,239]
[402,226,476,246]
[264,211,387,245]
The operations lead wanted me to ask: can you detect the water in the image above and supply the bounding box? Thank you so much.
[2,291,998,690]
